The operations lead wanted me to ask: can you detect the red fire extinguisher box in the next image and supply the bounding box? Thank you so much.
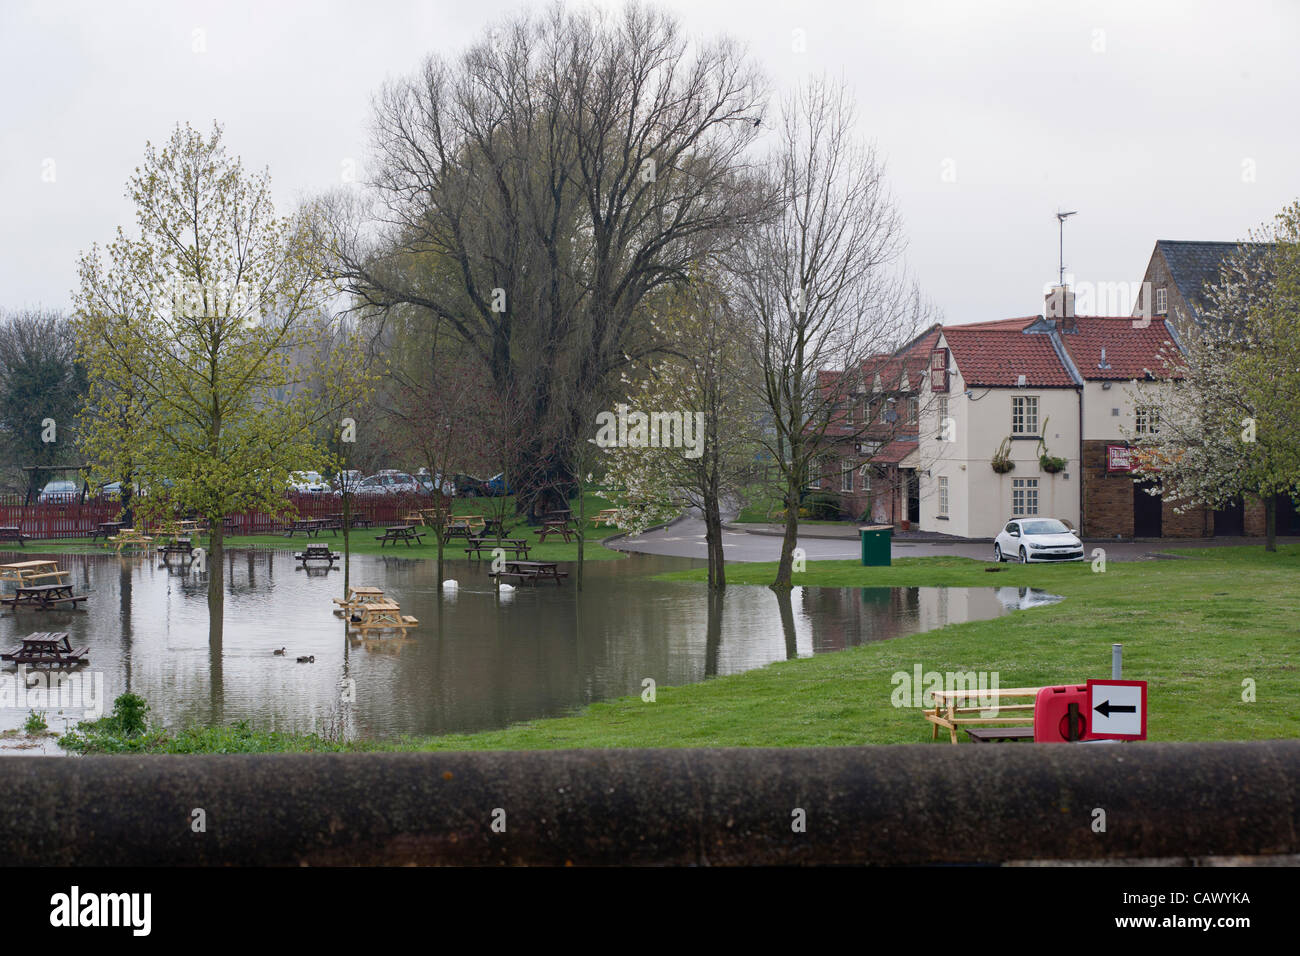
[1033,684,1102,742]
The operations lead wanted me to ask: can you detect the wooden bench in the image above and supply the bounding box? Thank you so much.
[158,537,194,559]
[283,519,330,538]
[296,544,340,566]
[1,632,88,668]
[924,687,1046,744]
[0,527,29,547]
[109,531,153,553]
[0,584,88,610]
[375,526,425,547]
[489,560,568,586]
[464,539,531,560]
[589,509,620,527]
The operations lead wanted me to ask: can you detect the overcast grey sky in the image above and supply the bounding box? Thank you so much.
[2,0,1297,324]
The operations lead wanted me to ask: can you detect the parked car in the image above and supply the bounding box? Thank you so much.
[336,472,420,497]
[452,474,488,497]
[415,471,455,496]
[993,518,1084,563]
[289,471,329,494]
[333,469,363,494]
[37,480,79,503]
[482,473,511,497]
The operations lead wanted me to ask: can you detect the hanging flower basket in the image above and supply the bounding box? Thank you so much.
[1040,455,1067,474]
[991,458,1015,474]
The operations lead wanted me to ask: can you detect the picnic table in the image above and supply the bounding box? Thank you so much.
[295,543,340,567]
[1,632,88,669]
[332,585,386,614]
[0,527,29,547]
[90,521,126,542]
[158,536,194,560]
[1,584,87,610]
[924,687,1046,744]
[0,561,70,586]
[464,537,531,560]
[589,509,620,527]
[325,513,372,529]
[347,600,419,636]
[283,518,331,538]
[108,529,153,553]
[536,518,576,543]
[376,525,425,547]
[489,560,568,586]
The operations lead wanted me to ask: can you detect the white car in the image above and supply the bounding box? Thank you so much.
[289,471,329,494]
[993,518,1084,563]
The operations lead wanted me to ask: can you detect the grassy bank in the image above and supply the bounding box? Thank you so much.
[61,546,1300,753]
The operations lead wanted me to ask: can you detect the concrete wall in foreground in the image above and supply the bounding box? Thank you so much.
[1,743,1296,865]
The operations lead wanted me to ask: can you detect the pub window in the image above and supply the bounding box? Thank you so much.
[1011,478,1039,516]
[1135,405,1160,436]
[841,463,854,493]
[938,476,949,516]
[1155,287,1167,315]
[1011,396,1039,435]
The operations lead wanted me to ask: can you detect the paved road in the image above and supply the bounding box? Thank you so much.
[611,517,1292,564]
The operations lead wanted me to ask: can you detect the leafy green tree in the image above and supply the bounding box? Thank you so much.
[74,123,372,644]
[0,308,86,494]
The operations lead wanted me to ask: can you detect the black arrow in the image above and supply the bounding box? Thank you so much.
[1094,699,1136,718]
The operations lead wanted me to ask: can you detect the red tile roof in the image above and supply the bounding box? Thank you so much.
[874,440,918,464]
[1056,317,1183,380]
[942,326,1076,387]
[945,316,1040,332]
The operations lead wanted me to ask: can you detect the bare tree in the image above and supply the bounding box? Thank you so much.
[730,77,921,588]
[318,2,770,515]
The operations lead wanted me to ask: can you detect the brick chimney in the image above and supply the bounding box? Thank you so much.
[1046,285,1077,332]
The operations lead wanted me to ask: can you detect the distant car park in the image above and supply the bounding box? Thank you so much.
[482,473,511,497]
[37,480,79,503]
[289,471,329,494]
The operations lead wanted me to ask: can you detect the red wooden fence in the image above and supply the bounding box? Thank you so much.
[0,493,449,540]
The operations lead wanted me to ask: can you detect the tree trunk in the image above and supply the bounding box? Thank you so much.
[774,587,798,660]
[703,496,725,591]
[208,524,224,649]
[1266,494,1277,553]
[772,474,800,589]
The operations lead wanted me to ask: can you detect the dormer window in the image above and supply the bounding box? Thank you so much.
[1155,287,1167,315]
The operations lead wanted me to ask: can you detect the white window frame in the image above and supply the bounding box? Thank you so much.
[859,465,872,496]
[937,476,949,517]
[937,396,950,440]
[841,463,854,493]
[1155,287,1167,315]
[1135,405,1160,436]
[1011,395,1039,435]
[1011,478,1039,517]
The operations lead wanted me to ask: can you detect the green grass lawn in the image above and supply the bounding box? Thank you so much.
[62,545,1300,754]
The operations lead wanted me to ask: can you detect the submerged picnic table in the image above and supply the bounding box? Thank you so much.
[90,521,126,542]
[296,543,340,566]
[108,529,153,553]
[1,632,88,669]
[332,585,386,614]
[1,583,87,610]
[489,560,568,586]
[347,600,418,636]
[0,561,70,587]
[464,536,531,560]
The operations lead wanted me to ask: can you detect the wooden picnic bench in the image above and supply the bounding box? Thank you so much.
[489,560,568,586]
[347,600,419,636]
[326,513,371,529]
[332,585,386,614]
[376,525,425,547]
[295,543,340,566]
[108,530,153,553]
[924,687,1049,744]
[536,517,576,543]
[1,632,88,668]
[0,584,87,610]
[0,527,29,547]
[0,561,69,586]
[158,536,194,560]
[90,521,126,542]
[464,538,531,560]
[589,509,620,527]
[283,518,331,538]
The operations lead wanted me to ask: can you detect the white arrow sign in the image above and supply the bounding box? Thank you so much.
[1087,679,1147,740]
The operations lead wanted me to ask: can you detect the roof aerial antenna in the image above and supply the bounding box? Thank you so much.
[1056,210,1078,287]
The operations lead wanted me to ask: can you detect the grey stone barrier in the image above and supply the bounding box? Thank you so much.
[2,742,1296,865]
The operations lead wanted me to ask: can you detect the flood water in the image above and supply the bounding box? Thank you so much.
[0,548,1061,748]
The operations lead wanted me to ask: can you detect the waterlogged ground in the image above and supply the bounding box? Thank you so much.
[0,547,1059,750]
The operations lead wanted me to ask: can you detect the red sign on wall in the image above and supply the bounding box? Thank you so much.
[1106,445,1135,473]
